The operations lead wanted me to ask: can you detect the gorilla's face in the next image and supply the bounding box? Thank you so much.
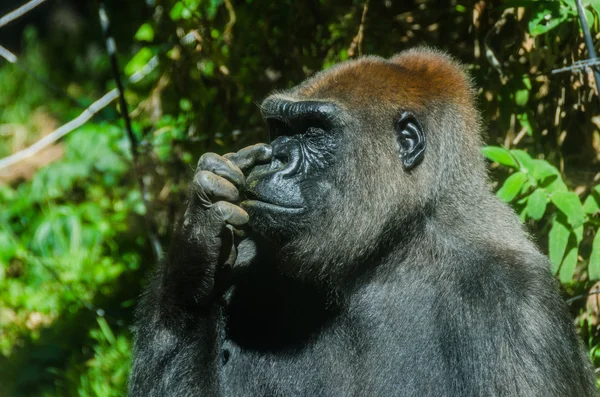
[235,52,482,280]
[240,99,344,241]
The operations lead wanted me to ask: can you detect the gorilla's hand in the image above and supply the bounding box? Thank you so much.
[165,144,272,306]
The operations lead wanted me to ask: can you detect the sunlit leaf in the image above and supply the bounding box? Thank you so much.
[549,218,570,275]
[551,191,585,227]
[511,150,534,172]
[481,146,519,168]
[583,186,600,214]
[125,47,154,77]
[514,89,529,106]
[528,2,569,36]
[589,231,600,280]
[497,171,527,202]
[559,241,579,284]
[530,159,567,193]
[526,189,547,221]
[134,23,154,42]
[516,113,533,136]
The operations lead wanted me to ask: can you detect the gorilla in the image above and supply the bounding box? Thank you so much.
[129,48,597,396]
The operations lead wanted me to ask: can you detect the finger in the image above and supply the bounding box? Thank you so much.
[213,201,249,227]
[219,225,237,268]
[197,153,245,186]
[195,171,240,202]
[224,143,272,171]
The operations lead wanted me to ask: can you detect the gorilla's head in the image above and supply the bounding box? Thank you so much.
[240,48,486,282]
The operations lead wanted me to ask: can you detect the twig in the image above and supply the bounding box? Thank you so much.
[0,54,158,170]
[0,90,118,169]
[575,0,600,97]
[0,44,17,63]
[95,0,163,262]
[96,1,137,155]
[347,0,369,58]
[566,289,600,304]
[484,9,513,82]
[0,0,47,29]
[551,59,600,75]
[223,0,236,45]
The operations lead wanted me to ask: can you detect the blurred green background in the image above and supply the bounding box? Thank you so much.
[1,0,600,395]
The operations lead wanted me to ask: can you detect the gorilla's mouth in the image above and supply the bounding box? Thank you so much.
[241,190,305,213]
[242,199,305,214]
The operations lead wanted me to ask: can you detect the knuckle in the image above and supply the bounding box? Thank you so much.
[195,170,213,186]
[213,201,231,220]
[197,152,218,169]
[256,144,272,159]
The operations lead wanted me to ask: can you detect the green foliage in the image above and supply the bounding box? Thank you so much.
[483,146,597,284]
[0,122,143,395]
[3,0,600,393]
[66,319,132,397]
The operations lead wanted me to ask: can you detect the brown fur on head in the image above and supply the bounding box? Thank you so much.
[258,49,489,284]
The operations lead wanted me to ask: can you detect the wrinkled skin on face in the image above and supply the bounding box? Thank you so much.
[241,101,342,243]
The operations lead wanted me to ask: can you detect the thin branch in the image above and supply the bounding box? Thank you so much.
[0,44,17,63]
[551,59,600,75]
[0,90,119,169]
[223,0,236,44]
[95,0,163,261]
[347,0,369,58]
[575,0,600,97]
[0,0,47,29]
[0,55,158,170]
[95,1,137,155]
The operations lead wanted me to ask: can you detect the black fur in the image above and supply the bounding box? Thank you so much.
[129,49,597,396]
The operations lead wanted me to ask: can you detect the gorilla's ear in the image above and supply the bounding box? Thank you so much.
[395,112,426,170]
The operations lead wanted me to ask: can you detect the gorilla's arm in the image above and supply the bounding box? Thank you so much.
[128,145,271,397]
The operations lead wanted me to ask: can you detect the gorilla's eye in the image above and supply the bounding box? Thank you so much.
[267,117,328,141]
[264,100,338,142]
[267,119,289,140]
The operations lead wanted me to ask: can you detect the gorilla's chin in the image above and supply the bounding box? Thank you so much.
[242,200,308,243]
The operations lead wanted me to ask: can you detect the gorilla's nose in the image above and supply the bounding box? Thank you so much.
[270,136,303,177]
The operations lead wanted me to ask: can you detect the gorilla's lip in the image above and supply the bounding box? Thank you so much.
[241,199,306,214]
[242,189,305,212]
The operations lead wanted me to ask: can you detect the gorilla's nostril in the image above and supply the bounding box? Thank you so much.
[270,156,287,171]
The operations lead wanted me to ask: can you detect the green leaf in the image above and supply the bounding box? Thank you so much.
[0,229,17,266]
[551,191,585,227]
[516,113,533,136]
[589,231,600,280]
[124,47,154,77]
[170,2,184,20]
[528,2,569,36]
[559,240,579,284]
[481,146,519,169]
[497,172,527,202]
[548,218,570,275]
[583,186,600,214]
[97,317,116,345]
[592,0,600,16]
[135,23,155,42]
[530,159,567,193]
[526,189,547,221]
[514,89,529,106]
[511,149,534,172]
